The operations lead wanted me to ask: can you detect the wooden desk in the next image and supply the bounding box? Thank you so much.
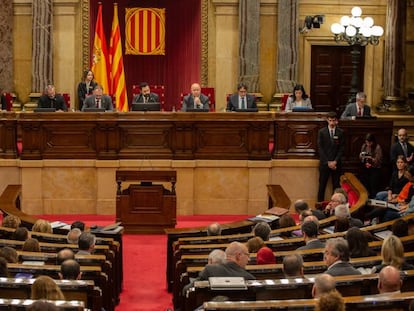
[116,170,177,233]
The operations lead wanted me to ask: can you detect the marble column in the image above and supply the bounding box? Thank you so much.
[238,0,260,92]
[275,0,298,93]
[31,0,54,92]
[381,0,408,112]
[0,0,14,92]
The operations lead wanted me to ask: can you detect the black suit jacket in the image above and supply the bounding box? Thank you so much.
[132,93,160,104]
[38,94,67,111]
[318,126,345,166]
[77,81,97,109]
[390,141,414,165]
[198,261,255,280]
[226,94,257,111]
[182,93,210,111]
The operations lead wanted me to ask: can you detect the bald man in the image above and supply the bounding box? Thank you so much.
[378,265,402,294]
[198,241,255,280]
[182,83,210,111]
[312,274,336,298]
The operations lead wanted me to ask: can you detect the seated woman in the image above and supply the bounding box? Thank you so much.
[256,246,276,265]
[359,133,383,198]
[284,84,312,112]
[367,164,414,222]
[246,236,264,253]
[372,234,414,273]
[345,227,376,258]
[375,155,408,202]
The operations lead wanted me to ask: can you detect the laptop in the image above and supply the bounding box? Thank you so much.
[367,199,399,211]
[131,102,161,111]
[33,108,56,112]
[186,108,209,112]
[235,108,259,112]
[83,108,106,112]
[292,107,314,112]
[209,277,247,290]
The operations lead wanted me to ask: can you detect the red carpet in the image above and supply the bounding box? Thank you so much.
[34,214,251,311]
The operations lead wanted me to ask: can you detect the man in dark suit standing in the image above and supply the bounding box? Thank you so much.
[38,85,68,111]
[82,85,113,111]
[132,82,159,104]
[340,91,371,119]
[226,82,257,111]
[323,237,361,276]
[181,83,210,111]
[390,128,414,168]
[317,111,345,202]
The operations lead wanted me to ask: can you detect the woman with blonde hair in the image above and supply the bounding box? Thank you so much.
[372,234,414,273]
[32,219,52,233]
[31,275,65,300]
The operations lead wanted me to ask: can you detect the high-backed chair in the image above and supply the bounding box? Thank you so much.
[2,92,15,111]
[60,93,71,110]
[131,84,165,110]
[180,87,215,112]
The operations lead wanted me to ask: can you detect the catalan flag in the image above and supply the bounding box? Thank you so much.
[91,3,110,94]
[109,3,128,112]
[125,8,166,55]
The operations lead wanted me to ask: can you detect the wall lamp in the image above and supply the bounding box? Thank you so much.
[300,15,324,33]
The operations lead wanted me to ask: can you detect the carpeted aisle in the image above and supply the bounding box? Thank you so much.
[36,214,250,311]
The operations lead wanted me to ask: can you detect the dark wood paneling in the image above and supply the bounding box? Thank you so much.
[0,112,17,158]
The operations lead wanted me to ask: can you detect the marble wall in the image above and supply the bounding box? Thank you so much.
[0,159,321,216]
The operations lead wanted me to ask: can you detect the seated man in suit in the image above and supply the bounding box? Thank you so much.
[334,204,363,228]
[59,259,82,280]
[38,84,68,111]
[296,220,325,250]
[198,241,255,280]
[378,265,402,294]
[226,82,257,111]
[132,82,159,105]
[181,83,210,111]
[323,237,361,276]
[77,232,96,255]
[312,274,336,298]
[82,85,113,111]
[295,199,326,220]
[282,254,304,277]
[340,91,371,119]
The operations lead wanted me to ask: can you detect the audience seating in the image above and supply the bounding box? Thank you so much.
[0,298,86,310]
[202,291,414,311]
[184,271,414,311]
[0,277,101,311]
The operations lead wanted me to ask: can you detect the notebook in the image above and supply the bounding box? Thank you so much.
[367,199,399,211]
[209,277,247,290]
[186,108,209,112]
[33,108,56,112]
[292,107,314,112]
[83,108,106,112]
[235,108,259,112]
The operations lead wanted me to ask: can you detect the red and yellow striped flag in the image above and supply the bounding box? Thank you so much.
[125,8,166,55]
[109,3,128,112]
[91,3,110,94]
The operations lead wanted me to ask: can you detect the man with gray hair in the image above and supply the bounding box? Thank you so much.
[378,265,402,294]
[323,237,361,276]
[282,254,304,277]
[253,222,271,241]
[198,242,255,280]
[340,91,371,119]
[67,228,82,244]
[208,249,226,265]
[77,232,96,255]
[207,223,222,236]
[312,274,336,297]
[334,204,363,228]
[324,192,347,216]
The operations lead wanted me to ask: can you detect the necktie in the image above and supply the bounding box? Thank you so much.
[96,99,100,108]
[402,142,408,157]
[330,129,334,140]
[241,97,246,109]
[358,107,362,116]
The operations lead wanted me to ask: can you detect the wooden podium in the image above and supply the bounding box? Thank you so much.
[116,170,177,233]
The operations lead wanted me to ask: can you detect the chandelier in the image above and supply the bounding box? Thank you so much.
[330,7,384,46]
